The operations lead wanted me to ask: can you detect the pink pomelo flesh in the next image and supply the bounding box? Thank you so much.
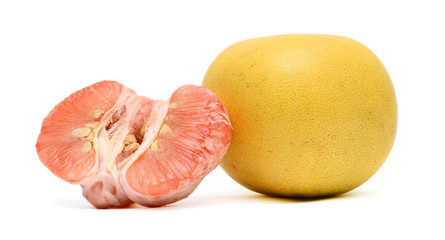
[36,81,232,208]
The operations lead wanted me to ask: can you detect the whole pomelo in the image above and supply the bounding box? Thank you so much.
[202,34,397,197]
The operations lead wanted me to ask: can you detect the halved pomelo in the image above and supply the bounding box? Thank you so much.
[36,81,231,208]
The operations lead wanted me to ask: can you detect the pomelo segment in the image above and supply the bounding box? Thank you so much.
[36,81,231,208]
[36,81,132,182]
[122,85,231,207]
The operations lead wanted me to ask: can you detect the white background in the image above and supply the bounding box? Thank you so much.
[1,0,444,239]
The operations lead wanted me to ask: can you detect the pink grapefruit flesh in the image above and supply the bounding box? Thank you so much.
[36,81,231,208]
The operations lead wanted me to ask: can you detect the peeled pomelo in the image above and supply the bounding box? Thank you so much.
[36,81,231,208]
[202,34,397,197]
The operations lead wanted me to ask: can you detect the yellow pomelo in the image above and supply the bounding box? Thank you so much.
[202,34,397,197]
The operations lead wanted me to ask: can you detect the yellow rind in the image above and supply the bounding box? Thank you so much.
[202,34,397,197]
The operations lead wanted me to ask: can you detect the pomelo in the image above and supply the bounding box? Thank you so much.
[202,34,397,197]
[36,81,231,208]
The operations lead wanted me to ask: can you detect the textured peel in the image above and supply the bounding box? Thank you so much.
[203,34,397,197]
